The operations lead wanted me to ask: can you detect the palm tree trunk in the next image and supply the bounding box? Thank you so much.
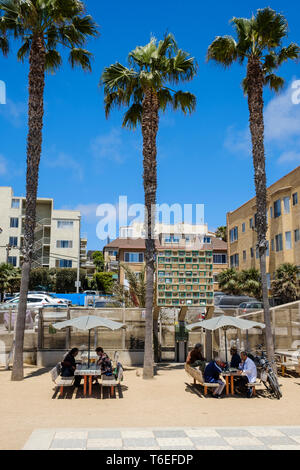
[142,88,159,379]
[247,57,275,364]
[11,35,45,381]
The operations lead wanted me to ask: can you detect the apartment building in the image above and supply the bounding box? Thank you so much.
[227,166,300,284]
[0,186,87,269]
[104,223,228,306]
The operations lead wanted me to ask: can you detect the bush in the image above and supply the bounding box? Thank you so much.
[93,272,114,294]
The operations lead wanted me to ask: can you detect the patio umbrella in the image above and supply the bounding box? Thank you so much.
[186,315,265,362]
[53,315,125,367]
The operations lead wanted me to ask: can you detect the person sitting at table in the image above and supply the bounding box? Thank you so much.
[95,347,113,376]
[186,343,206,371]
[61,348,81,387]
[230,346,241,369]
[237,351,257,398]
[204,357,226,398]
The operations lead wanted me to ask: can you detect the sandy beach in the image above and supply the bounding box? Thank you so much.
[0,363,299,450]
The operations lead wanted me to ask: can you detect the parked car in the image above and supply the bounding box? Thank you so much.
[6,292,72,306]
[238,301,264,315]
[84,290,97,296]
[214,295,257,309]
[0,294,66,310]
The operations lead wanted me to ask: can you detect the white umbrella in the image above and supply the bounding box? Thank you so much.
[187,315,265,362]
[53,315,125,367]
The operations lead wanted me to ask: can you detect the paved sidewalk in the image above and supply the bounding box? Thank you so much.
[23,426,300,450]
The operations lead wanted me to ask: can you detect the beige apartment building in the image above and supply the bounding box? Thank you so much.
[104,224,228,303]
[0,186,87,269]
[227,166,300,285]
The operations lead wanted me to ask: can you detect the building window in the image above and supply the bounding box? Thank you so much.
[11,199,20,209]
[9,237,18,247]
[10,218,19,228]
[230,254,239,268]
[57,220,74,229]
[203,237,211,244]
[256,247,259,259]
[8,256,17,267]
[285,231,292,250]
[274,199,281,218]
[250,247,254,258]
[124,252,144,263]
[249,218,253,229]
[254,213,257,228]
[243,250,246,261]
[230,227,238,243]
[275,234,283,252]
[270,207,273,218]
[164,235,180,243]
[242,223,245,233]
[295,229,300,243]
[57,240,73,248]
[271,239,274,251]
[293,193,298,206]
[283,197,290,214]
[59,259,72,268]
[266,241,269,257]
[213,254,227,264]
[108,250,118,256]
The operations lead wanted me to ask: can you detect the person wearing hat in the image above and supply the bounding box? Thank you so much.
[230,346,241,369]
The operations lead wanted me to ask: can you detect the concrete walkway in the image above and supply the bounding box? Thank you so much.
[23,426,300,450]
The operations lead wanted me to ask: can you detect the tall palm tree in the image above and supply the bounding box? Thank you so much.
[207,7,300,364]
[0,0,98,381]
[101,34,197,378]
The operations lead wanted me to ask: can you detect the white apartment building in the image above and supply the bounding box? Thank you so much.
[119,221,209,239]
[0,187,87,269]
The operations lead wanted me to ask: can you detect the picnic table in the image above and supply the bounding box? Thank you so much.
[74,364,101,397]
[275,349,300,376]
[221,369,245,395]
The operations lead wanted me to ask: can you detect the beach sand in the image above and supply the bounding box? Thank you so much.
[0,363,299,450]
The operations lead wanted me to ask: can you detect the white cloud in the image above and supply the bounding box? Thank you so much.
[0,99,26,127]
[44,151,84,180]
[224,80,300,165]
[0,155,7,175]
[91,128,124,163]
[277,150,300,165]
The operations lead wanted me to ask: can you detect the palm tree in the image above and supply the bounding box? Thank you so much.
[217,268,241,295]
[0,0,98,381]
[215,226,227,242]
[101,34,197,378]
[207,7,300,364]
[113,264,146,307]
[0,263,21,300]
[271,263,299,304]
[239,268,261,299]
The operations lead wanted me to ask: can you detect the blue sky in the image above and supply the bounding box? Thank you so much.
[1,0,300,249]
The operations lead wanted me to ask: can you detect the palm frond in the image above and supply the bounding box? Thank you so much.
[278,43,300,65]
[173,91,196,114]
[122,102,143,129]
[264,73,284,92]
[69,47,92,71]
[254,7,288,48]
[45,48,62,72]
[207,35,238,66]
[17,38,30,61]
[0,33,9,55]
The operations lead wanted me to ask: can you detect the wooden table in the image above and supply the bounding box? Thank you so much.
[222,370,246,395]
[74,365,101,397]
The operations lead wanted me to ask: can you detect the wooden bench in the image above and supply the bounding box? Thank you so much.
[185,363,219,396]
[55,377,75,397]
[101,365,123,398]
[246,381,263,396]
[278,361,298,376]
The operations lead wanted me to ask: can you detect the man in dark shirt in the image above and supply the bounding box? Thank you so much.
[204,357,225,398]
[186,343,206,369]
[230,347,241,369]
